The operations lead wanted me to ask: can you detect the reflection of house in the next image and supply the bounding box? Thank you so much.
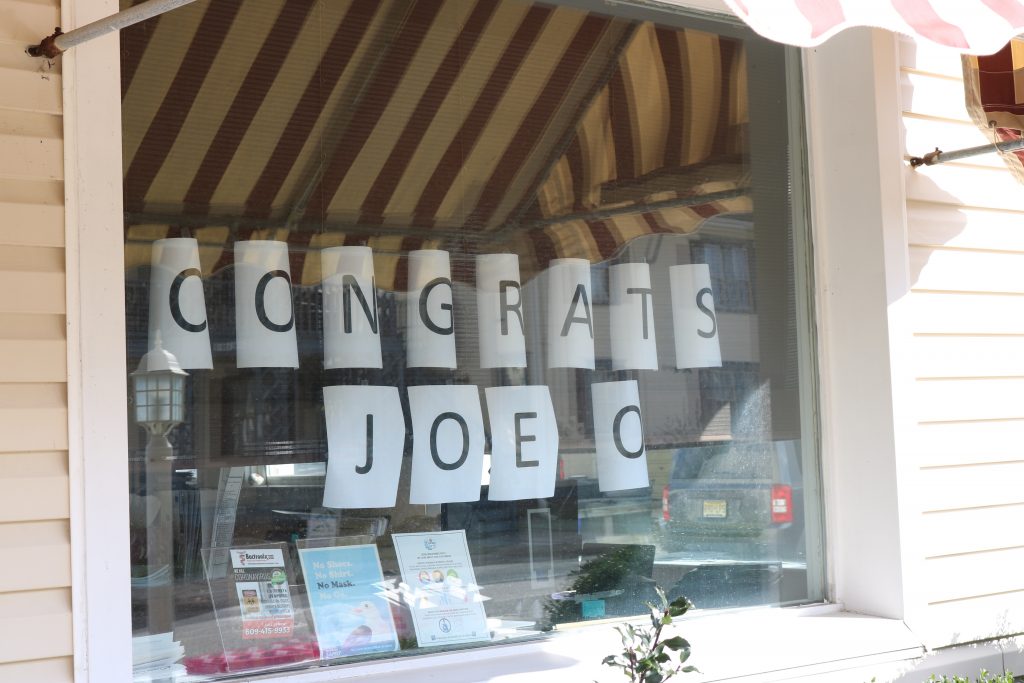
[6,0,1024,682]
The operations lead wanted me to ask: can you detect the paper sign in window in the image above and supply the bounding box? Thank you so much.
[406,250,457,368]
[592,380,649,492]
[322,385,405,509]
[408,385,485,504]
[546,258,595,369]
[484,385,558,501]
[476,253,527,369]
[669,263,722,369]
[322,246,382,369]
[609,262,658,370]
[148,237,212,369]
[234,241,299,368]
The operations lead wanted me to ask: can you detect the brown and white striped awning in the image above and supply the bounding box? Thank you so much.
[964,39,1024,182]
[121,0,751,287]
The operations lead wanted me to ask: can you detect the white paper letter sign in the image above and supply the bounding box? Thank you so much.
[406,250,457,368]
[670,263,722,369]
[592,380,649,492]
[322,246,382,369]
[610,263,658,370]
[484,386,558,501]
[148,237,212,369]
[234,241,299,368]
[476,254,527,369]
[408,385,484,504]
[322,385,404,508]
[546,258,595,369]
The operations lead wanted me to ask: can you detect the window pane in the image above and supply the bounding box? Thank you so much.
[121,0,821,678]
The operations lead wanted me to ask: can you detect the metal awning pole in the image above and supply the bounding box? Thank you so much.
[909,137,1024,167]
[28,0,199,58]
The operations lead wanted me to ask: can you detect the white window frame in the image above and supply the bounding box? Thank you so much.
[63,0,924,679]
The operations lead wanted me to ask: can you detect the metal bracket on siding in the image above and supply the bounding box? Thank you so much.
[909,137,1024,167]
[28,0,199,58]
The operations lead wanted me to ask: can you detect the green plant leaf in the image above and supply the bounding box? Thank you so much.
[662,636,690,651]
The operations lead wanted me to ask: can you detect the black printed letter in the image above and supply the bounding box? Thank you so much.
[499,280,524,336]
[255,269,294,332]
[612,405,644,459]
[420,277,454,335]
[430,412,469,471]
[626,286,653,339]
[560,285,594,338]
[696,287,717,339]
[169,268,207,332]
[342,274,378,334]
[356,414,373,475]
[514,412,539,468]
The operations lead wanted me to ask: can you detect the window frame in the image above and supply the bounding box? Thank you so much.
[64,0,920,680]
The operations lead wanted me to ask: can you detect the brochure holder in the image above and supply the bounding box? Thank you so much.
[198,542,318,675]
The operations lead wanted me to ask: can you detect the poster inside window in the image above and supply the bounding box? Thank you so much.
[121,0,822,678]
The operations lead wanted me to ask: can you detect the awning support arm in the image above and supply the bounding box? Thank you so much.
[909,137,1024,167]
[28,0,198,59]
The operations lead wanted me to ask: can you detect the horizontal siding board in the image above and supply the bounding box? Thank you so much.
[922,504,1024,557]
[910,247,1024,294]
[0,656,72,683]
[0,339,65,381]
[908,202,1024,251]
[0,0,61,44]
[901,71,969,123]
[899,37,965,79]
[0,588,72,664]
[0,451,68,523]
[916,419,1024,467]
[0,270,64,313]
[0,245,63,272]
[0,178,62,206]
[0,520,70,591]
[915,378,1024,423]
[919,461,1024,511]
[0,65,61,116]
[909,292,1024,335]
[912,335,1024,378]
[924,591,1024,646]
[0,408,68,451]
[906,165,1024,211]
[0,133,62,181]
[0,312,64,340]
[925,547,1024,603]
[0,201,63,247]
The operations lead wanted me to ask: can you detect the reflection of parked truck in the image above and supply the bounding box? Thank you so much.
[660,440,805,562]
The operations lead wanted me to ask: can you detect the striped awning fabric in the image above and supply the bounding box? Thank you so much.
[121,0,751,288]
[722,0,1024,55]
[964,39,1024,182]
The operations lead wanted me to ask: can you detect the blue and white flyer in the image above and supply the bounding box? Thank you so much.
[297,544,399,660]
[392,530,489,647]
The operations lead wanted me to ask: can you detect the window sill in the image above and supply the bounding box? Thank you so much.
[244,604,926,683]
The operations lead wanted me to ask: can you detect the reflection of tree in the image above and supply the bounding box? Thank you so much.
[543,545,657,627]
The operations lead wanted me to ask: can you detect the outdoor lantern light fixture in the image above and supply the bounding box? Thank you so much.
[131,335,188,444]
[131,334,188,635]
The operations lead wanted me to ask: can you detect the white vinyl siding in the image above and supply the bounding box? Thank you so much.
[900,36,1024,645]
[0,0,73,678]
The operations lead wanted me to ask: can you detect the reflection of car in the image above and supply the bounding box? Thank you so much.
[660,440,804,561]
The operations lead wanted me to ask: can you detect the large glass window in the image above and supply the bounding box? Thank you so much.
[121,0,822,678]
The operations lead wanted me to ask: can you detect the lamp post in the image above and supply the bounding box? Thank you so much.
[131,336,188,636]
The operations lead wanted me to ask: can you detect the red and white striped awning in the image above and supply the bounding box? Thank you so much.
[120,0,752,289]
[723,0,1024,55]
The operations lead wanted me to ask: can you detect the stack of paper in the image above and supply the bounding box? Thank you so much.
[132,632,185,682]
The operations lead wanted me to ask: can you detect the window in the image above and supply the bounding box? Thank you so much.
[121,0,821,678]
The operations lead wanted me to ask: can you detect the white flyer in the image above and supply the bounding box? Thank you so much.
[392,530,489,648]
[408,385,485,504]
[592,380,650,492]
[484,385,559,501]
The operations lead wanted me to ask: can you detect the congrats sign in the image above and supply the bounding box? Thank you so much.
[147,243,725,506]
